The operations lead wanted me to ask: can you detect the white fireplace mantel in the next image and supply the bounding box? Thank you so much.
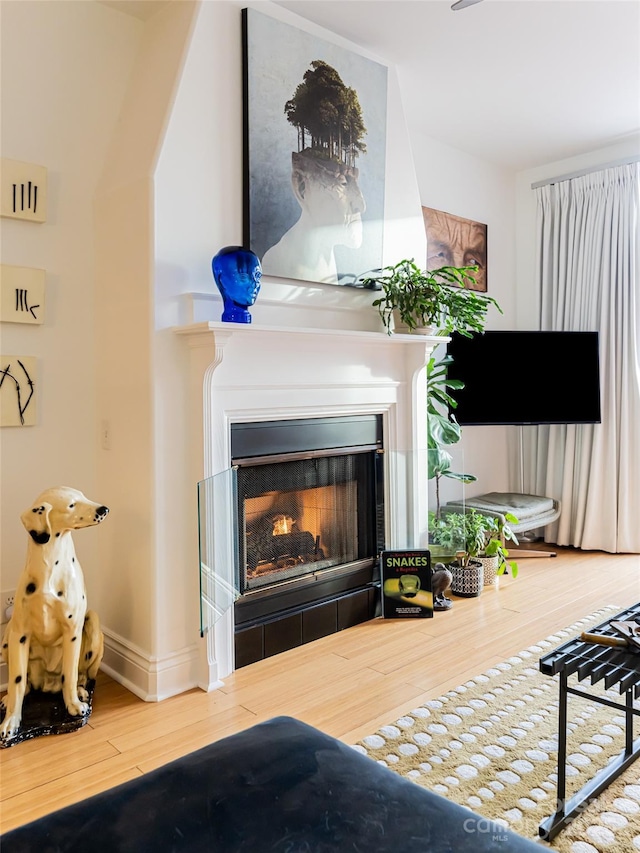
[175,320,444,353]
[175,320,446,689]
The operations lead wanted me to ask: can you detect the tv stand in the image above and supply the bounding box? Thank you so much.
[508,546,557,559]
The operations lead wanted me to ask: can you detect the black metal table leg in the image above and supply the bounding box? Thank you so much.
[539,671,568,841]
[540,685,640,842]
[540,737,640,841]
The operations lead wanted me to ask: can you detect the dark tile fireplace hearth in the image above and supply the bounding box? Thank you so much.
[231,415,384,667]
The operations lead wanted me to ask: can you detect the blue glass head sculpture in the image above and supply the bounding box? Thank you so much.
[212,246,262,324]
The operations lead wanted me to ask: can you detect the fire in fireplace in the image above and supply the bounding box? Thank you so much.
[249,507,324,574]
[231,415,385,666]
[241,459,362,590]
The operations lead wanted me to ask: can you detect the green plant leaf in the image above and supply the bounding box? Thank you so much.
[427,447,452,478]
[428,413,461,446]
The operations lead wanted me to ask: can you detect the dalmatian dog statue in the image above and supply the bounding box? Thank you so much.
[1,486,108,744]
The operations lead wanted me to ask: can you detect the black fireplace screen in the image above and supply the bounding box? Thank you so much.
[237,452,378,592]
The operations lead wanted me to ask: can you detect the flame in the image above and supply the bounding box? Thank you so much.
[272,515,293,535]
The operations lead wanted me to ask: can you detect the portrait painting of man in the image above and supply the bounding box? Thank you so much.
[243,9,388,286]
[422,207,488,293]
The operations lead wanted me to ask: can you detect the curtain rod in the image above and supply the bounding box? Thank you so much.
[531,155,640,189]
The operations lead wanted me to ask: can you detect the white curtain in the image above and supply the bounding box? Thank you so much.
[533,163,640,553]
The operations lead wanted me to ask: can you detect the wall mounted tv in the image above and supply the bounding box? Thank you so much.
[446,331,602,426]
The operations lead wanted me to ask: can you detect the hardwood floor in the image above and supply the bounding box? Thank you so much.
[1,546,638,834]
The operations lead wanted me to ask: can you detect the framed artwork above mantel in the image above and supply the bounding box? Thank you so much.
[242,8,388,288]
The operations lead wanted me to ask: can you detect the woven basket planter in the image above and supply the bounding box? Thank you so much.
[477,554,500,586]
[450,559,483,598]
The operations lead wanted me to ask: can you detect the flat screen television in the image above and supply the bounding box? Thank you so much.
[446,331,602,426]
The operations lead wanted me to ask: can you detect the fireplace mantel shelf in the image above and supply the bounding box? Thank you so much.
[175,321,447,351]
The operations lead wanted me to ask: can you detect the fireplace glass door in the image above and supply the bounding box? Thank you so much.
[198,416,384,666]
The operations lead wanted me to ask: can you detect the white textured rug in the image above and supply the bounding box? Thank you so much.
[354,606,640,852]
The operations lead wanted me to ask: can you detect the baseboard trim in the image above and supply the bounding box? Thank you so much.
[101,628,204,701]
[0,631,206,700]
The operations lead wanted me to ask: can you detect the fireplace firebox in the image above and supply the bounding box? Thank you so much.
[231,415,385,667]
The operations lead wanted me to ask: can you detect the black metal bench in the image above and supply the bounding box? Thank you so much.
[538,602,640,841]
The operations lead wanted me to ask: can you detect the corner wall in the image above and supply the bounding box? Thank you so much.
[0,0,143,655]
[94,0,199,698]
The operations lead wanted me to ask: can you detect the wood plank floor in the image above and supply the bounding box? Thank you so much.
[1,546,638,834]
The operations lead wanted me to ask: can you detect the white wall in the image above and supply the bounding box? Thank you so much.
[0,1,142,609]
[413,133,518,505]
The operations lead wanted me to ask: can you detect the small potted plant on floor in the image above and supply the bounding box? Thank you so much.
[430,508,487,597]
[363,259,502,335]
[479,512,520,585]
[430,508,520,594]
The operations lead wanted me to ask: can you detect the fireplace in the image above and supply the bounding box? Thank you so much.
[178,320,438,689]
[231,416,384,666]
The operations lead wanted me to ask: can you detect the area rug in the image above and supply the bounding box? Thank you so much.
[354,606,640,852]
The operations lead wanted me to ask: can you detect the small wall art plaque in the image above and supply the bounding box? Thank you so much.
[0,265,45,324]
[0,159,47,223]
[1,355,37,426]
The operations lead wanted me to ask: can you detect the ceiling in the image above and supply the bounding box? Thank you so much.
[274,0,640,171]
[99,0,640,172]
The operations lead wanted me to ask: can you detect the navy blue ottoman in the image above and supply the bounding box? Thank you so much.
[2,716,540,852]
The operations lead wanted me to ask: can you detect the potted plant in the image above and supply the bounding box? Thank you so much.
[478,513,520,585]
[430,508,520,594]
[430,508,486,597]
[363,259,502,335]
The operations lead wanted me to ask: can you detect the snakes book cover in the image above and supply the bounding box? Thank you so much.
[381,550,433,618]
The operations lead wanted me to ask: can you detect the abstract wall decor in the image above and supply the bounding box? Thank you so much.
[0,159,47,223]
[243,8,388,287]
[1,355,37,426]
[422,206,487,292]
[0,265,46,324]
